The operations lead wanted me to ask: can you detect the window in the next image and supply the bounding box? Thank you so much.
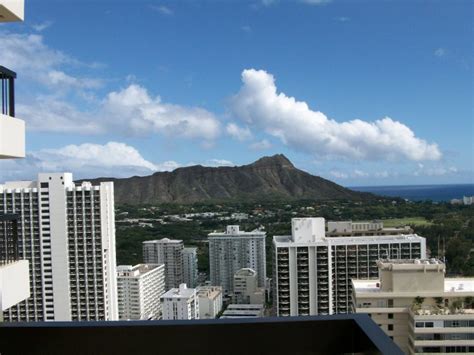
[388,324,393,331]
[388,313,393,319]
[387,299,393,307]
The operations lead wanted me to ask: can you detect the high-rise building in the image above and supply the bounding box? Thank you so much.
[233,268,265,305]
[117,264,165,320]
[208,226,266,295]
[273,217,426,317]
[161,283,199,320]
[197,286,223,319]
[143,238,184,290]
[353,259,474,354]
[1,173,118,321]
[183,247,198,288]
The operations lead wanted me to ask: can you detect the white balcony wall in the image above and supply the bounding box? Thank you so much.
[0,114,25,159]
[0,0,24,22]
[0,260,30,311]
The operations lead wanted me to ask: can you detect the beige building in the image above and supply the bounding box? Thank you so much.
[352,259,474,354]
[197,286,223,319]
[233,268,265,305]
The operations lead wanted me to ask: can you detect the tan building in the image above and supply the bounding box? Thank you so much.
[197,286,223,319]
[352,259,474,354]
[233,268,265,305]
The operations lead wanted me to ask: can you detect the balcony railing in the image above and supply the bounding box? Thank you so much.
[0,314,403,354]
[0,66,16,117]
[0,213,19,265]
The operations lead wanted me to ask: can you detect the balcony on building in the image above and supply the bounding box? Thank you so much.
[0,66,25,158]
[0,214,30,316]
[0,0,24,22]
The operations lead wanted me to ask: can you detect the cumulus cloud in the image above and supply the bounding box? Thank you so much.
[230,69,442,162]
[226,123,253,141]
[206,159,235,167]
[330,171,348,179]
[250,139,272,150]
[0,142,180,181]
[31,21,53,32]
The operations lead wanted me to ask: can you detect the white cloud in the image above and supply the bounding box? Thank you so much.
[241,25,252,33]
[226,123,253,141]
[206,159,235,167]
[353,169,369,177]
[374,171,390,178]
[434,48,446,57]
[230,69,442,162]
[102,84,221,140]
[150,5,174,15]
[0,142,177,180]
[45,70,103,89]
[261,0,278,6]
[31,21,53,32]
[250,139,272,150]
[335,16,350,22]
[330,170,348,179]
[414,164,459,177]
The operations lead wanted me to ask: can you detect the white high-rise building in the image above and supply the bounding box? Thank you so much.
[161,283,199,320]
[117,264,165,320]
[143,238,184,290]
[197,286,223,319]
[273,217,426,317]
[183,247,198,288]
[208,226,266,295]
[1,173,118,322]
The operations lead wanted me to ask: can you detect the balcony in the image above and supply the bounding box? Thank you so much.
[0,0,24,22]
[0,315,402,354]
[0,66,25,159]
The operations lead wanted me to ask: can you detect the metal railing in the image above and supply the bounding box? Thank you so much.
[0,65,16,117]
[0,213,19,265]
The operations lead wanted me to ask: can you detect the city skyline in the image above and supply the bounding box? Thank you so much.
[0,0,472,186]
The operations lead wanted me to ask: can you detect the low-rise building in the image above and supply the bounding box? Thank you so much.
[327,220,412,237]
[220,304,264,319]
[117,264,165,320]
[233,268,265,305]
[197,286,223,319]
[161,284,199,320]
[352,259,474,354]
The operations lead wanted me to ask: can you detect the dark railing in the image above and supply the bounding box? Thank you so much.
[0,65,16,117]
[0,314,402,354]
[0,213,19,265]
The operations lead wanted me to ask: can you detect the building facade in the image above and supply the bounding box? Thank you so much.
[143,238,184,290]
[197,285,223,319]
[353,259,474,354]
[161,283,199,320]
[233,268,265,305]
[117,264,165,320]
[183,247,198,288]
[327,220,412,237]
[1,173,118,322]
[209,226,266,295]
[273,218,426,317]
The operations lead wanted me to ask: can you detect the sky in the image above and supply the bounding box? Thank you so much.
[0,0,473,186]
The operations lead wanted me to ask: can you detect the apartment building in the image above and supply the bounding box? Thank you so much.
[143,238,184,289]
[352,259,474,354]
[117,264,165,320]
[0,0,29,322]
[209,225,266,295]
[197,285,223,319]
[273,217,426,317]
[1,173,118,322]
[161,283,198,320]
[220,304,264,319]
[327,220,412,237]
[183,247,198,288]
[233,268,265,305]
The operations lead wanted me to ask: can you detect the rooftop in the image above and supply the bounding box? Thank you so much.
[161,284,196,299]
[117,264,163,277]
[274,233,424,246]
[143,238,183,244]
[353,278,474,294]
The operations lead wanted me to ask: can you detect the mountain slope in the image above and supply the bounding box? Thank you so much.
[85,154,373,204]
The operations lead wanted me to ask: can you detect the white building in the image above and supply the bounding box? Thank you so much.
[143,238,184,290]
[353,259,474,354]
[1,173,118,322]
[220,304,264,319]
[209,226,266,295]
[197,286,223,319]
[183,247,198,288]
[161,283,198,320]
[233,268,265,305]
[273,217,426,317]
[327,220,412,237]
[117,264,165,320]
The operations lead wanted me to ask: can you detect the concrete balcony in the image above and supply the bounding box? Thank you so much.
[0,113,25,158]
[0,0,24,22]
[0,259,30,311]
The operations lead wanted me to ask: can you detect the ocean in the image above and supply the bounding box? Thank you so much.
[349,184,474,202]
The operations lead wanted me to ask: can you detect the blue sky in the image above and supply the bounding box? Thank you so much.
[1,0,472,186]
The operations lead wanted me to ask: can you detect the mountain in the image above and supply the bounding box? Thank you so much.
[84,154,373,204]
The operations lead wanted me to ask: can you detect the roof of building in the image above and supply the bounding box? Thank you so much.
[117,264,163,277]
[274,233,424,246]
[143,238,183,244]
[161,284,196,299]
[197,286,223,300]
[352,278,474,294]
